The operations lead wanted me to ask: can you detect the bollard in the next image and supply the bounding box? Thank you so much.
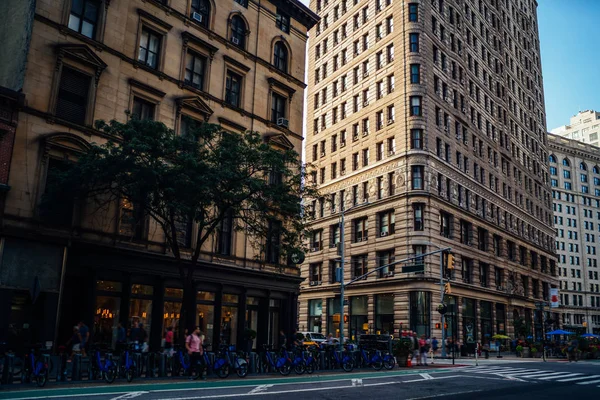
[57,353,68,382]
[158,352,166,377]
[248,352,256,374]
[72,354,82,381]
[319,349,326,370]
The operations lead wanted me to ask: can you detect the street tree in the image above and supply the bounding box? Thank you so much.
[45,118,317,336]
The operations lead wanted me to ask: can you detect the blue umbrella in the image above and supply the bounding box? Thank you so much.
[546,329,575,335]
[580,333,599,338]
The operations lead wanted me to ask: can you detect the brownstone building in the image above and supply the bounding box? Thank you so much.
[300,0,558,347]
[0,0,317,352]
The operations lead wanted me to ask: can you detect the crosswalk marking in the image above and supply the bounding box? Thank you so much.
[525,372,574,379]
[492,369,543,375]
[557,374,600,382]
[516,371,557,378]
[576,379,600,385]
[537,373,582,380]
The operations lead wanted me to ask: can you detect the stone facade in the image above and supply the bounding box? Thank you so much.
[300,0,558,347]
[550,110,600,147]
[0,0,318,352]
[548,134,600,334]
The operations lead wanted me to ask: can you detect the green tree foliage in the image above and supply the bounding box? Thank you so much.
[46,118,317,332]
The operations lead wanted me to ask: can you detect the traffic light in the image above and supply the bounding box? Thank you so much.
[444,282,452,294]
[444,323,448,329]
[344,314,349,323]
[446,253,455,270]
[435,323,441,329]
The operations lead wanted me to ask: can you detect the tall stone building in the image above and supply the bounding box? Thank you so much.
[550,110,600,147]
[0,0,317,351]
[548,134,600,335]
[300,0,558,346]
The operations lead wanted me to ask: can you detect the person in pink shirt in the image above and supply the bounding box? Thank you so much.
[186,326,205,379]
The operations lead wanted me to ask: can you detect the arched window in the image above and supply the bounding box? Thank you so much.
[548,154,557,163]
[230,15,246,48]
[580,162,587,171]
[191,0,210,28]
[273,41,288,73]
[562,158,570,167]
[593,166,599,174]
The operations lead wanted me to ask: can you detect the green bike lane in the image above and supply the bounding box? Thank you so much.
[0,368,454,400]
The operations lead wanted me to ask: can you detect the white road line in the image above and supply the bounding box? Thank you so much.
[514,371,555,378]
[420,373,434,380]
[491,369,544,374]
[576,379,600,385]
[404,389,483,400]
[557,374,600,382]
[247,384,272,394]
[536,373,583,380]
[110,393,148,400]
[351,378,363,387]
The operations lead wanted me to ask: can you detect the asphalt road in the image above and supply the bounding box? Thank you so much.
[1,360,599,400]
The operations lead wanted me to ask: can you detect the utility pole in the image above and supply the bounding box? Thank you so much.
[440,252,447,358]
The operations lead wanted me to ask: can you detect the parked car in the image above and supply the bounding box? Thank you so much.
[298,332,329,346]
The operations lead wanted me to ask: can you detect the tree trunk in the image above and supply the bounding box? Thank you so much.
[178,279,197,346]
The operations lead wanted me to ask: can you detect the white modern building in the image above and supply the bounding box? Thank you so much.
[551,110,600,147]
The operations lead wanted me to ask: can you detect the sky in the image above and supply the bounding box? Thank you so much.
[299,0,600,132]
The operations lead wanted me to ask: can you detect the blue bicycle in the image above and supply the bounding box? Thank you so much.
[23,349,48,387]
[119,344,137,382]
[90,347,117,383]
[328,344,353,372]
[213,345,249,379]
[303,345,320,374]
[260,345,291,375]
[286,347,306,375]
[173,348,203,380]
[356,346,383,370]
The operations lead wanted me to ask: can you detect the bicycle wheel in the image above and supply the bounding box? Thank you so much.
[383,355,395,370]
[371,358,383,371]
[305,360,315,374]
[342,358,353,372]
[279,360,292,376]
[236,359,248,378]
[293,362,305,375]
[104,366,116,384]
[35,366,48,388]
[125,367,134,382]
[216,364,230,379]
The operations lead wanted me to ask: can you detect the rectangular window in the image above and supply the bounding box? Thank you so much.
[271,92,286,123]
[55,66,91,124]
[408,3,418,22]
[225,70,243,108]
[266,219,282,263]
[68,0,100,39]
[378,210,395,236]
[132,97,155,120]
[411,129,423,149]
[412,165,424,189]
[217,209,233,255]
[410,96,422,116]
[276,9,290,33]
[410,64,421,84]
[352,254,368,279]
[353,217,368,242]
[185,52,207,90]
[138,27,161,69]
[413,203,424,231]
[409,33,419,52]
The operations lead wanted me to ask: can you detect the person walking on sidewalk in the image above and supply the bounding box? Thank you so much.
[419,335,429,366]
[186,326,206,380]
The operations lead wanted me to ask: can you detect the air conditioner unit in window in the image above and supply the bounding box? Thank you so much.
[380,231,388,237]
[444,126,449,132]
[340,169,346,175]
[363,100,369,107]
[363,130,369,136]
[330,243,338,248]
[353,134,359,141]
[232,37,240,45]
[277,118,289,128]
[388,150,395,156]
[340,141,346,147]
[386,272,395,277]
[321,151,326,157]
[388,119,394,125]
[191,12,204,23]
[310,280,318,286]
[311,247,319,252]
[462,107,467,113]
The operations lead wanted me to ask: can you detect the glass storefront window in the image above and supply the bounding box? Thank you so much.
[165,287,183,298]
[462,298,476,345]
[197,291,216,301]
[94,296,120,349]
[495,303,506,334]
[410,291,431,337]
[129,298,152,342]
[247,296,259,306]
[480,301,492,345]
[327,297,341,338]
[375,294,394,334]
[223,294,239,304]
[163,301,181,343]
[197,304,214,349]
[221,306,238,346]
[308,299,323,333]
[96,280,122,292]
[131,284,153,295]
[350,295,368,339]
[245,297,259,350]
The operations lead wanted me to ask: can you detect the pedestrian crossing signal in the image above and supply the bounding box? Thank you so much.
[344,314,349,323]
[435,323,441,329]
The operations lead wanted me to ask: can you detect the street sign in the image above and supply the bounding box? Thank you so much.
[402,264,425,273]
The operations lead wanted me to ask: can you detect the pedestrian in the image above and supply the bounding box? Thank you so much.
[66,326,80,359]
[326,333,336,346]
[431,337,439,355]
[279,330,287,350]
[116,322,126,354]
[419,335,428,366]
[185,326,206,380]
[77,320,90,357]
[165,326,174,356]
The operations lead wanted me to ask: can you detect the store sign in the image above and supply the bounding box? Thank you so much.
[550,288,560,308]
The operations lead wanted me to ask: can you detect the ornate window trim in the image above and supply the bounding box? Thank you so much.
[61,0,109,42]
[179,31,218,92]
[270,36,292,74]
[174,96,214,134]
[134,9,172,72]
[127,78,166,120]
